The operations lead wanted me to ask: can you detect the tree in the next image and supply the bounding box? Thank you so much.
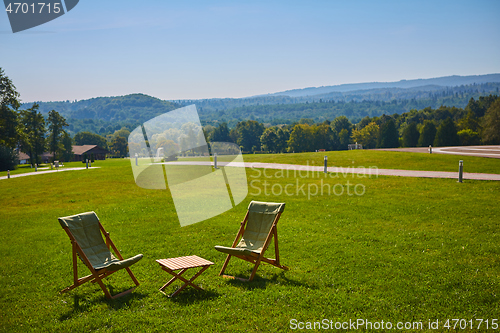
[209,122,231,143]
[74,131,108,148]
[111,136,128,157]
[314,124,339,151]
[0,67,21,148]
[338,128,350,150]
[275,127,290,153]
[111,128,131,141]
[418,120,437,147]
[287,124,311,152]
[434,117,459,147]
[457,129,481,146]
[0,145,19,171]
[378,119,399,148]
[351,122,379,149]
[458,111,480,132]
[402,122,420,147]
[331,116,352,136]
[481,98,500,144]
[47,110,68,162]
[61,132,74,162]
[235,120,264,152]
[20,103,46,165]
[260,127,278,152]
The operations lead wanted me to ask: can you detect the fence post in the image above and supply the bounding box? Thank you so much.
[214,153,218,169]
[7,170,10,179]
[324,156,328,173]
[86,159,88,169]
[458,160,463,183]
[429,145,432,154]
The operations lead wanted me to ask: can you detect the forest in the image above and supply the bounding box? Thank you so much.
[2,66,500,171]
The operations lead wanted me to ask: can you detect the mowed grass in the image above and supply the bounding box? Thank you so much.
[0,157,499,332]
[243,150,500,174]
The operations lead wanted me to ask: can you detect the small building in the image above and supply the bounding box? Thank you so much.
[17,151,53,164]
[72,145,110,161]
[18,152,30,164]
[41,152,54,163]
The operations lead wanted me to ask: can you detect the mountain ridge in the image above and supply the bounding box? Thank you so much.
[258,73,500,98]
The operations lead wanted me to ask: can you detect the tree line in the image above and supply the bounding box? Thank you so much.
[0,68,132,171]
[203,95,500,153]
[2,65,499,172]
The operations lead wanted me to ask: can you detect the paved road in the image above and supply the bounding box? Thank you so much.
[165,161,500,181]
[375,145,500,158]
[0,167,99,180]
[3,160,498,182]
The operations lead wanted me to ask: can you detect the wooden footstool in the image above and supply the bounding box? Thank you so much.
[156,255,214,297]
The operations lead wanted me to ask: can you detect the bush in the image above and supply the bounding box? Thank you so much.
[458,129,481,146]
[434,117,460,147]
[0,145,19,171]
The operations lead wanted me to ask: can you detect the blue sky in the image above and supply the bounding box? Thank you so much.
[1,0,499,102]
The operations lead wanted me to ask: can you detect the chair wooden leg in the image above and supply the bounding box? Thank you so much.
[95,277,113,299]
[126,267,140,286]
[219,254,232,276]
[249,258,263,281]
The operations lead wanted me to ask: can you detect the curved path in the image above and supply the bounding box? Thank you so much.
[165,161,500,181]
[375,145,500,158]
[2,161,498,181]
[0,167,99,180]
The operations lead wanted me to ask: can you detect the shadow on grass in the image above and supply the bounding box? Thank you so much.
[58,288,147,321]
[166,288,220,305]
[225,270,317,290]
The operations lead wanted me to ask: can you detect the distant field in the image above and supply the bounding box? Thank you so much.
[243,150,500,174]
[1,158,499,332]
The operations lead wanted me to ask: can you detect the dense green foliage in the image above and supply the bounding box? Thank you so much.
[482,99,500,144]
[0,145,18,171]
[20,81,500,135]
[19,104,46,165]
[74,131,108,148]
[377,119,399,148]
[47,110,69,162]
[434,117,460,147]
[418,121,437,147]
[402,122,419,147]
[0,68,21,149]
[202,95,500,154]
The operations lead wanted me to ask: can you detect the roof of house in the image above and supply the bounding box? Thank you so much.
[18,152,30,160]
[72,145,110,155]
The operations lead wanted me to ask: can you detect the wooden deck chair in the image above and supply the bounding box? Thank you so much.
[215,201,288,281]
[58,211,143,299]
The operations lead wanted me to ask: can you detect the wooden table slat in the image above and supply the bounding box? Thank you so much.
[156,255,214,271]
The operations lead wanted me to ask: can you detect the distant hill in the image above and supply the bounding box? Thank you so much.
[261,73,500,97]
[21,74,500,135]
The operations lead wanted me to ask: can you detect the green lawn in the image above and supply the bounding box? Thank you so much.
[0,157,499,332]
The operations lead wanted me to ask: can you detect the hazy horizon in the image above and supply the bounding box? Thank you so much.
[3,0,499,103]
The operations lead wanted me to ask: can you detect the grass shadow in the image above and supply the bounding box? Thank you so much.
[225,270,317,290]
[58,289,147,321]
[164,288,220,305]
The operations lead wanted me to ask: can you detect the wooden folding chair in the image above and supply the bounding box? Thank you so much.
[58,211,143,299]
[214,201,289,281]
